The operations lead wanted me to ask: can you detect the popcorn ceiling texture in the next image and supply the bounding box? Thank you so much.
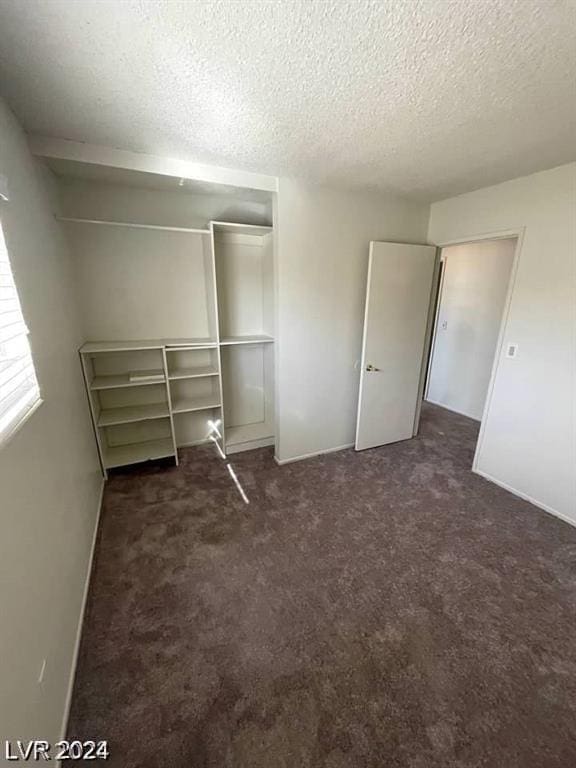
[0,0,574,201]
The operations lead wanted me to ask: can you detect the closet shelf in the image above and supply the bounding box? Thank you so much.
[171,396,221,414]
[98,402,170,427]
[57,217,210,234]
[103,438,175,469]
[164,338,218,347]
[219,334,274,346]
[81,338,217,354]
[82,340,163,353]
[165,341,218,351]
[226,423,274,446]
[168,366,219,380]
[90,370,165,390]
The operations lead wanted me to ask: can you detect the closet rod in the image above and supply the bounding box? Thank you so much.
[56,216,210,234]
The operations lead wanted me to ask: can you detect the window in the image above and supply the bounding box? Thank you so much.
[0,218,41,446]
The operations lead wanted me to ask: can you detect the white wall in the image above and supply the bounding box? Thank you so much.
[274,178,430,462]
[428,163,576,524]
[58,179,272,343]
[0,100,101,749]
[215,233,268,337]
[427,238,516,420]
[66,224,213,340]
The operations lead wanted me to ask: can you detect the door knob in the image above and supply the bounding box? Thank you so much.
[366,364,381,372]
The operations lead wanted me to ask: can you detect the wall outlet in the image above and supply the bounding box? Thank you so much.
[505,343,518,359]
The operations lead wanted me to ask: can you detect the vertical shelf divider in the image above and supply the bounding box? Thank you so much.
[209,221,227,457]
[161,346,179,466]
[79,350,108,479]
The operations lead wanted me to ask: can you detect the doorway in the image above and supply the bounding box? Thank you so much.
[424,236,518,450]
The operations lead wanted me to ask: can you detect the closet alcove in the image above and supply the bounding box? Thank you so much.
[49,161,275,475]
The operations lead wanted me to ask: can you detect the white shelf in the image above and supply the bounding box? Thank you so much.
[103,438,175,469]
[171,396,221,414]
[226,423,274,446]
[164,338,217,347]
[165,340,217,351]
[90,370,165,390]
[98,402,170,427]
[81,338,217,353]
[58,217,210,234]
[168,366,219,380]
[82,340,164,353]
[219,334,274,346]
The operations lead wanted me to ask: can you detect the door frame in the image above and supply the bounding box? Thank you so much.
[429,227,525,473]
[423,253,447,403]
[411,248,442,437]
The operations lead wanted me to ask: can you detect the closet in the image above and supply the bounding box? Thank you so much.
[53,165,275,476]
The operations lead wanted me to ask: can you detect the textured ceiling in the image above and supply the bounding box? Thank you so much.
[0,0,574,201]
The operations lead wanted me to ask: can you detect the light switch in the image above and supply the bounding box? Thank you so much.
[505,343,518,359]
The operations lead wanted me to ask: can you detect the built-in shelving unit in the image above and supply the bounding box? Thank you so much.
[80,340,226,475]
[97,402,170,427]
[213,221,275,454]
[80,343,178,475]
[103,438,175,470]
[164,344,224,451]
[69,183,275,472]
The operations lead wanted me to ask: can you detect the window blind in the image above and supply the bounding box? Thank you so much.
[0,222,40,445]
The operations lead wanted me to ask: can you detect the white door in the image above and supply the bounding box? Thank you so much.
[355,241,436,451]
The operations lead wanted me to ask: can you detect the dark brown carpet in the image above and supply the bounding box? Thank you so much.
[68,403,576,767]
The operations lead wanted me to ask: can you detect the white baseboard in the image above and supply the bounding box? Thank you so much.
[473,468,575,528]
[58,477,105,751]
[425,398,481,422]
[275,442,354,466]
